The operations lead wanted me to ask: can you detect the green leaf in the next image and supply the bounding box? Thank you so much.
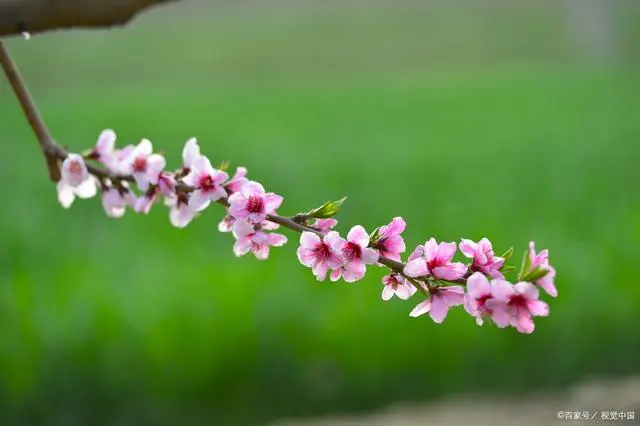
[517,250,531,281]
[304,197,347,219]
[521,266,549,283]
[500,246,514,262]
[500,265,516,273]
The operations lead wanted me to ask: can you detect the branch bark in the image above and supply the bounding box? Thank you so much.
[0,0,179,37]
[0,39,62,180]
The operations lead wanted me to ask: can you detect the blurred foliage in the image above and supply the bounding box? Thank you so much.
[1,1,639,425]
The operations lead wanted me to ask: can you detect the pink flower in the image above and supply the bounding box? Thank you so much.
[90,129,116,164]
[312,218,338,234]
[228,181,283,224]
[89,129,135,173]
[403,238,467,281]
[106,145,135,173]
[373,217,406,261]
[224,167,249,195]
[297,231,343,281]
[157,172,175,197]
[164,194,196,228]
[325,226,379,283]
[232,219,287,260]
[182,156,229,212]
[102,184,136,218]
[527,241,557,297]
[463,272,509,326]
[409,286,465,323]
[218,215,236,233]
[134,190,156,214]
[381,273,416,301]
[119,139,166,190]
[57,154,98,208]
[459,238,505,279]
[487,281,549,334]
[182,137,201,171]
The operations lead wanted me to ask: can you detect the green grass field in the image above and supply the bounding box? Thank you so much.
[1,2,639,425]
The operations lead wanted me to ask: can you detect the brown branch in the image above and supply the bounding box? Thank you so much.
[0,0,181,38]
[0,39,61,180]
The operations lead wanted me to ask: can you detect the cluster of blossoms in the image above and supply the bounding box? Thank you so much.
[56,129,557,334]
[58,130,288,259]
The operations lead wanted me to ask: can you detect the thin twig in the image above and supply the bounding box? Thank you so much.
[0,40,61,181]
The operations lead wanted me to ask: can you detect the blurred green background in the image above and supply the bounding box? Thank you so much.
[1,0,639,425]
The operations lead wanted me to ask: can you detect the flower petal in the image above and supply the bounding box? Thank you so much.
[408,244,424,261]
[491,279,515,301]
[435,241,457,264]
[463,294,479,317]
[74,176,98,199]
[429,295,450,323]
[136,138,153,156]
[440,286,465,306]
[96,129,116,156]
[297,247,316,267]
[57,182,75,208]
[514,282,539,300]
[192,156,214,176]
[342,262,366,283]
[347,225,369,248]
[170,205,195,228]
[241,181,265,197]
[329,268,342,282]
[300,232,321,249]
[253,243,270,260]
[313,263,329,281]
[432,263,467,281]
[233,238,251,257]
[459,238,477,258]
[361,248,379,265]
[232,219,255,240]
[382,286,394,301]
[403,259,428,277]
[263,193,283,212]
[409,300,431,317]
[267,233,287,247]
[395,284,412,300]
[513,309,535,334]
[423,238,439,261]
[182,137,201,168]
[466,272,491,298]
[146,154,166,179]
[485,300,510,328]
[188,189,211,212]
[527,300,549,317]
[325,231,345,253]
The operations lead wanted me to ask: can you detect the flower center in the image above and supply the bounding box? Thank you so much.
[133,156,147,172]
[509,294,527,307]
[68,160,83,175]
[343,242,361,262]
[246,195,264,214]
[198,174,215,190]
[477,294,492,313]
[386,275,401,289]
[313,243,330,261]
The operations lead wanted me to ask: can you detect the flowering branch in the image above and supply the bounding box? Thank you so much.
[0,39,558,334]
